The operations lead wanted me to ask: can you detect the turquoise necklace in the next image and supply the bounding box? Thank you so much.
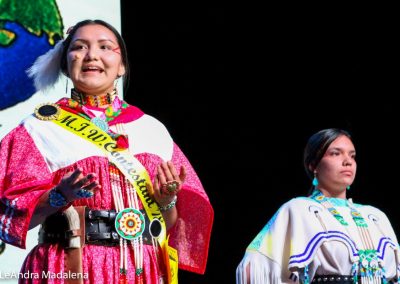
[311,190,387,284]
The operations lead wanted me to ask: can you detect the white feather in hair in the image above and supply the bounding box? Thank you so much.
[26,39,65,92]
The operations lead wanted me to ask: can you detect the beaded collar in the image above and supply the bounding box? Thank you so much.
[58,89,130,149]
[66,88,128,124]
[71,88,118,107]
[310,189,386,283]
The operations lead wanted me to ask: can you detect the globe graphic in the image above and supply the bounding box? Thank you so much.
[0,0,64,268]
[0,21,55,109]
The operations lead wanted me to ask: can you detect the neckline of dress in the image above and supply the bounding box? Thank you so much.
[310,189,355,207]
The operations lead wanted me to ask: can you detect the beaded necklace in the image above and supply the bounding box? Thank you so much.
[60,89,130,149]
[108,157,163,283]
[71,88,118,108]
[311,190,387,284]
[109,163,144,284]
[69,88,128,125]
[64,90,163,282]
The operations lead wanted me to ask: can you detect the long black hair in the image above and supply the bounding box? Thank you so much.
[60,19,130,91]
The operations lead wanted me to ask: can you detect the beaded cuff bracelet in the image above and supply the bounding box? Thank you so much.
[48,187,67,208]
[159,196,177,212]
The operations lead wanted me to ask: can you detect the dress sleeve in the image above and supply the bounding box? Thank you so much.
[0,125,55,248]
[374,207,400,244]
[167,143,214,275]
[369,206,400,277]
[236,202,299,283]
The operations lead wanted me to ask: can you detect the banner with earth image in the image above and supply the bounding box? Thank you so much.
[0,0,120,280]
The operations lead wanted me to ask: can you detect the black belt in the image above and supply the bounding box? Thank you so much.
[85,208,119,246]
[39,208,154,246]
[312,275,354,283]
[312,275,397,283]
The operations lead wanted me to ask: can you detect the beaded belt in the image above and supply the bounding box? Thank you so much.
[312,275,354,283]
[39,207,154,246]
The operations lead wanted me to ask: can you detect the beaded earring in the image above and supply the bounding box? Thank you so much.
[312,172,318,187]
[346,185,350,190]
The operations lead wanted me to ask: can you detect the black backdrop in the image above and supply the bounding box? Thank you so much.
[120,3,398,283]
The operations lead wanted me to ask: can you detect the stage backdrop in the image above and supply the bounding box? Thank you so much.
[0,0,121,281]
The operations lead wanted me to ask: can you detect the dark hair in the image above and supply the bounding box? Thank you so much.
[303,128,353,180]
[60,19,130,91]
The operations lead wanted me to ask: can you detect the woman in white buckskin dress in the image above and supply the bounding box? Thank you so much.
[237,128,399,284]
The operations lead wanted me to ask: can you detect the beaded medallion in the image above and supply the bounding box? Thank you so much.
[115,208,145,240]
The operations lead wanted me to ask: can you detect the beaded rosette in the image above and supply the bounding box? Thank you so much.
[115,208,145,240]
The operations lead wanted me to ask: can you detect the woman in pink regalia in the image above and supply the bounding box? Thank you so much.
[0,19,213,284]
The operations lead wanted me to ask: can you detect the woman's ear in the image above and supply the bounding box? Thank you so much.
[117,64,126,77]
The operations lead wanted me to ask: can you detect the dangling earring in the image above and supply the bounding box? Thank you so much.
[65,78,69,95]
[346,185,350,190]
[312,171,318,187]
[114,76,120,89]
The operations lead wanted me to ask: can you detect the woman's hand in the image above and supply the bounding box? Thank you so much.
[29,168,100,229]
[152,161,186,230]
[153,161,186,206]
[56,168,101,203]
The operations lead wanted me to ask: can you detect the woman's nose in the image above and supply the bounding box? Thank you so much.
[343,156,352,166]
[85,47,99,60]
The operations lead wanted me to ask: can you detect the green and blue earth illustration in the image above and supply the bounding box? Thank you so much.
[0,0,63,109]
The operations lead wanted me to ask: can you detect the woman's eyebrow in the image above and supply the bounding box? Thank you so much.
[328,147,356,154]
[72,38,116,44]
